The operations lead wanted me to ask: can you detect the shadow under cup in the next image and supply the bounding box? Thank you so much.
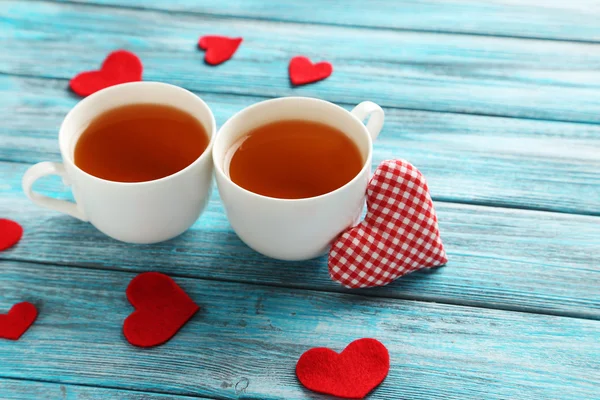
[22,82,216,244]
[213,97,383,261]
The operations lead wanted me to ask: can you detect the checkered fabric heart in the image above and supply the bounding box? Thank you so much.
[328,160,447,288]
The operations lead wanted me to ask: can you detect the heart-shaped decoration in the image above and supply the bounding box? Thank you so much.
[69,50,143,97]
[296,338,390,399]
[0,218,23,252]
[0,302,38,340]
[288,56,333,86]
[329,160,447,288]
[198,35,243,65]
[123,272,199,348]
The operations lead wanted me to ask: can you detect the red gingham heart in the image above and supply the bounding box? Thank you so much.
[329,160,447,288]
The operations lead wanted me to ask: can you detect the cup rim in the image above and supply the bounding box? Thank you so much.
[59,81,216,186]
[213,96,374,203]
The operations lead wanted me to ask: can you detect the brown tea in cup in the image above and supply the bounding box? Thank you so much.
[74,103,209,182]
[228,120,363,199]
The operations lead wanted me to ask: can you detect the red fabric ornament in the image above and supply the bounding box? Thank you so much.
[69,50,143,97]
[296,338,390,399]
[288,56,333,86]
[123,272,199,348]
[329,160,447,288]
[0,302,38,340]
[0,218,23,251]
[198,35,243,65]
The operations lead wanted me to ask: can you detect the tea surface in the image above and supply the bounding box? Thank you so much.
[229,120,363,199]
[74,103,209,182]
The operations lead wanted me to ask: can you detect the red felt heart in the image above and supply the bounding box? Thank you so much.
[198,35,243,65]
[0,219,23,252]
[329,160,448,288]
[296,338,389,399]
[288,56,333,86]
[123,272,199,348]
[69,50,143,97]
[0,302,38,340]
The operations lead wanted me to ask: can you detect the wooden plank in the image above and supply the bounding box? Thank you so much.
[1,75,599,215]
[58,0,600,43]
[2,1,600,124]
[1,161,599,319]
[1,261,599,399]
[0,379,213,400]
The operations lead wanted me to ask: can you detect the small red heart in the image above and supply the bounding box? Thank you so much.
[329,160,448,288]
[198,35,243,65]
[123,272,199,348]
[0,302,38,340]
[69,50,143,97]
[296,338,390,399]
[0,219,23,252]
[288,56,333,86]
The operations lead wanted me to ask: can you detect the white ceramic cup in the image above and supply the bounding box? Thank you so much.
[213,97,384,261]
[22,82,216,244]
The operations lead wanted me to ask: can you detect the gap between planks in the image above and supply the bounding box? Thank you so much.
[432,197,600,218]
[43,0,600,45]
[0,376,219,400]
[4,257,598,322]
[2,71,600,135]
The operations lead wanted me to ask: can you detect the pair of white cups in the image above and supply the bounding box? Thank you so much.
[23,82,384,261]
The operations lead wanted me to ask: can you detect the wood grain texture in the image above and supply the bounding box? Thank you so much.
[57,0,600,42]
[1,261,599,400]
[1,1,599,398]
[2,161,599,319]
[1,75,599,215]
[0,379,213,400]
[2,1,600,124]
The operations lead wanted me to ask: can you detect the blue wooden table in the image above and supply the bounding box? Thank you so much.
[1,1,599,399]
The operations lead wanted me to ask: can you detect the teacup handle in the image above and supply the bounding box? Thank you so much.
[22,162,88,221]
[351,101,385,140]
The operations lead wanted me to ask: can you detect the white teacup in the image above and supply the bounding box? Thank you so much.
[213,97,384,261]
[22,82,216,244]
